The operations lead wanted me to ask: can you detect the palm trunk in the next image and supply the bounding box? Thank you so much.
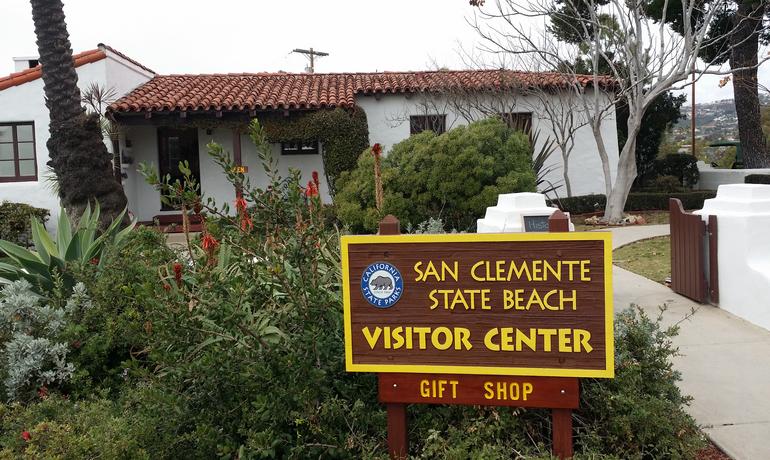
[30,0,128,226]
[730,1,769,168]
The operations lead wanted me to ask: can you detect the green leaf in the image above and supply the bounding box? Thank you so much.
[30,217,57,263]
[56,209,73,255]
[0,240,45,266]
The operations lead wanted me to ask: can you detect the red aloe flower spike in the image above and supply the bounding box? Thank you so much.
[305,180,319,198]
[312,171,320,189]
[240,214,254,232]
[371,143,382,157]
[235,196,248,215]
[173,263,183,285]
[201,233,219,252]
[21,431,31,441]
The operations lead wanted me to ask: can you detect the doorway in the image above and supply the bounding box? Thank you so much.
[157,127,200,210]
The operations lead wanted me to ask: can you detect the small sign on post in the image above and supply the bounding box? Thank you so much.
[342,214,612,459]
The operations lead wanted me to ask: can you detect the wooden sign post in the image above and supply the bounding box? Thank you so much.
[343,213,612,459]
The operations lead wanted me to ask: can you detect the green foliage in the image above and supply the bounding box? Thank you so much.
[653,154,699,189]
[260,107,370,193]
[578,306,704,458]
[553,191,716,213]
[616,92,686,189]
[0,119,705,458]
[651,175,683,193]
[745,174,770,184]
[335,118,537,232]
[0,280,92,401]
[0,204,135,294]
[0,203,49,248]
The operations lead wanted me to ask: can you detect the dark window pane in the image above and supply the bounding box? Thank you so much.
[282,140,318,155]
[500,113,533,135]
[16,125,34,142]
[410,115,446,135]
[0,126,11,143]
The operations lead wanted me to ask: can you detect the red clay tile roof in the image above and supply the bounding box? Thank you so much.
[0,48,106,91]
[108,70,612,114]
[0,44,153,92]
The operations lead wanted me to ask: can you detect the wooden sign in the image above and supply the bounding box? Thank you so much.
[341,232,614,378]
[523,214,551,232]
[379,373,579,409]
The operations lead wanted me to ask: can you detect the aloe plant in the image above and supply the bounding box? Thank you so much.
[0,204,135,293]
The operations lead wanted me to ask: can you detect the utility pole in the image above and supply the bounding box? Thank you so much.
[691,64,696,157]
[292,47,329,73]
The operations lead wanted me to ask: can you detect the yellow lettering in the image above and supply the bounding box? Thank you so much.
[574,329,593,353]
[558,329,572,352]
[420,380,430,397]
[484,328,500,351]
[543,289,560,311]
[431,327,453,350]
[471,261,485,281]
[539,328,557,352]
[523,382,533,400]
[362,327,381,350]
[454,327,473,350]
[428,289,439,310]
[580,260,591,281]
[516,328,538,351]
[414,327,430,349]
[561,290,577,311]
[443,261,459,282]
[449,380,458,398]
[532,260,543,281]
[392,327,405,349]
[483,382,494,399]
[413,261,424,282]
[544,260,561,281]
[500,327,514,351]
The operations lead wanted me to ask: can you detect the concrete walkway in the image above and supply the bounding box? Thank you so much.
[609,225,770,460]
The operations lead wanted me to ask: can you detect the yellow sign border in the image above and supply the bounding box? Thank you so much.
[341,232,614,378]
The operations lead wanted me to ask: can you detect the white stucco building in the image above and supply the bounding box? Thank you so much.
[0,45,619,226]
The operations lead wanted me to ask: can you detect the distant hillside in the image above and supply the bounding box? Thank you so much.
[670,96,770,142]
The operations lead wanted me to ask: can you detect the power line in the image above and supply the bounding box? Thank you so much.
[292,47,329,73]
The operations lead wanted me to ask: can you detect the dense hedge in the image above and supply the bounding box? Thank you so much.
[0,201,49,247]
[552,191,717,214]
[335,118,537,232]
[745,174,770,184]
[653,154,699,188]
[260,107,369,193]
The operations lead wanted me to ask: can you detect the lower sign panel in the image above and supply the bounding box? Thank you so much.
[378,373,579,409]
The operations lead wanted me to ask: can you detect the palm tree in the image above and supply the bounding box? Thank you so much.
[29,0,128,225]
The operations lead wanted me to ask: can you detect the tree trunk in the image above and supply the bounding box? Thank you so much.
[560,144,573,197]
[605,118,641,222]
[730,1,769,168]
[591,121,613,199]
[29,0,128,226]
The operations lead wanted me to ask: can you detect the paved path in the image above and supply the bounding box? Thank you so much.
[609,225,770,460]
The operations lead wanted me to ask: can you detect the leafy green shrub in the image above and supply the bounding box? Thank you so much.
[652,175,682,192]
[577,306,704,458]
[0,280,92,401]
[335,118,537,232]
[653,154,699,189]
[553,191,716,213]
[0,202,49,248]
[261,107,370,192]
[745,174,770,184]
[0,204,134,294]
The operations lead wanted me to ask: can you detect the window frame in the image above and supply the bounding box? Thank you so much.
[281,140,320,155]
[0,121,37,183]
[499,112,533,136]
[409,114,447,135]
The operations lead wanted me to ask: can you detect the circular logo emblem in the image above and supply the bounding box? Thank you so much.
[361,261,403,308]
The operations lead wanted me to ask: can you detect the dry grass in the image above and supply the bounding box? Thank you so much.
[613,235,670,284]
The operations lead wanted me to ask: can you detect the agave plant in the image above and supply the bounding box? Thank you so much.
[0,204,135,293]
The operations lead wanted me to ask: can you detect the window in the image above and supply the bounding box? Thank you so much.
[410,114,446,135]
[281,140,319,155]
[499,112,533,136]
[157,127,200,210]
[0,122,37,182]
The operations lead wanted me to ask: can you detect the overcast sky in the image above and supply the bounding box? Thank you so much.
[1,0,767,104]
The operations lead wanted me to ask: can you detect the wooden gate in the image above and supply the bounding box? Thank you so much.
[669,198,718,303]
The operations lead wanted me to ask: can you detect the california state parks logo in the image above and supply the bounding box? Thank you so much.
[361,262,403,308]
